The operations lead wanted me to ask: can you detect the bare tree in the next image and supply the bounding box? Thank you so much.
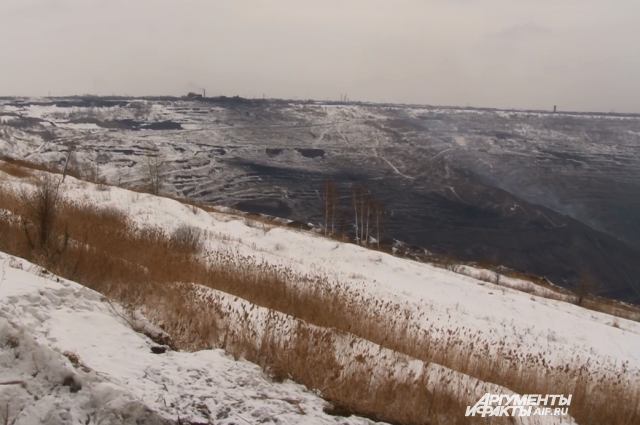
[61,145,75,182]
[330,181,338,234]
[348,185,384,246]
[373,198,383,249]
[351,185,361,244]
[94,151,100,182]
[364,195,372,244]
[351,185,371,244]
[573,268,599,306]
[66,144,89,180]
[323,178,339,235]
[360,189,372,244]
[145,149,166,195]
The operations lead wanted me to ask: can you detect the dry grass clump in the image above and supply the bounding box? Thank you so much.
[0,155,77,178]
[143,284,506,425]
[1,175,639,425]
[18,174,65,249]
[0,161,33,178]
[169,224,203,254]
[256,323,489,425]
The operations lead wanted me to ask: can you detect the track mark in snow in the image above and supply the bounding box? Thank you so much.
[444,186,470,204]
[430,148,452,160]
[372,138,414,180]
[378,156,415,180]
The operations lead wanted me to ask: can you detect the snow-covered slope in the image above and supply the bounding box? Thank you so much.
[0,169,636,424]
[22,175,636,372]
[0,254,384,425]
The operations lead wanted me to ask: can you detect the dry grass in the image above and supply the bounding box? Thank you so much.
[1,165,640,424]
[0,185,487,424]
[0,187,394,419]
[0,155,72,177]
[143,283,507,425]
[0,161,33,179]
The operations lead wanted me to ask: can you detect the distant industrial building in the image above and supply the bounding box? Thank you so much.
[186,92,203,100]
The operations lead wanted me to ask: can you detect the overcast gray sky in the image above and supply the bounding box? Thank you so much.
[1,0,639,112]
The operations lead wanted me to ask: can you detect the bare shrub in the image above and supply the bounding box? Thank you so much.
[443,253,461,273]
[129,101,152,120]
[244,218,258,228]
[476,271,493,282]
[574,267,599,306]
[170,224,202,254]
[210,231,235,243]
[244,217,271,234]
[19,174,65,252]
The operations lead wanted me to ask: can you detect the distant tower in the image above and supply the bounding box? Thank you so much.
[203,89,206,98]
[553,105,557,113]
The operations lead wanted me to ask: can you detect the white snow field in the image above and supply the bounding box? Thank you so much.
[1,169,638,423]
